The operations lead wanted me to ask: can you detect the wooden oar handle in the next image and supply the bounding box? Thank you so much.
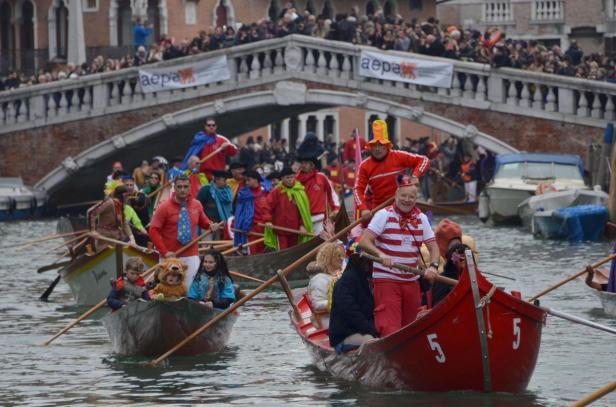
[88,232,156,254]
[197,143,228,165]
[360,253,458,287]
[527,252,616,302]
[230,228,264,238]
[222,237,265,255]
[258,223,316,237]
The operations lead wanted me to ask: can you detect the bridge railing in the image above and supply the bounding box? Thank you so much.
[1,34,615,135]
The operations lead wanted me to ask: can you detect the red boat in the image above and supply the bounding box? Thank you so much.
[291,261,547,392]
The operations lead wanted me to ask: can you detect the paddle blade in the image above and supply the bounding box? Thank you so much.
[40,275,61,302]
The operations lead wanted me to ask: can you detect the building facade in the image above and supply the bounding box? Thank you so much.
[0,0,437,75]
[437,0,616,55]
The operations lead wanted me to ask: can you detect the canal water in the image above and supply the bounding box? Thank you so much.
[1,216,615,406]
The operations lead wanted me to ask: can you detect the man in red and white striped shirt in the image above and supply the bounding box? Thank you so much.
[360,177,439,337]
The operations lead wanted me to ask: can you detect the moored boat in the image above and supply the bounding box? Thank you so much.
[0,177,47,221]
[291,262,546,392]
[532,205,608,241]
[480,153,586,225]
[59,245,158,305]
[584,269,616,317]
[102,298,237,356]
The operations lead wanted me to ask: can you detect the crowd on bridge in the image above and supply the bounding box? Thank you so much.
[1,4,614,93]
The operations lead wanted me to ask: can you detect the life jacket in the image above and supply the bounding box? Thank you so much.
[460,161,473,182]
[114,275,146,301]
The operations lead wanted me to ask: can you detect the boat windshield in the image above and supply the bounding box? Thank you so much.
[495,162,583,181]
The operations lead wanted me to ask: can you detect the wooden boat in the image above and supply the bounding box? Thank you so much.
[584,269,616,317]
[102,298,237,356]
[416,200,478,216]
[59,245,158,306]
[291,261,546,392]
[226,209,350,284]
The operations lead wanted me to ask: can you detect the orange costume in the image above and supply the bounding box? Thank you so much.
[354,120,430,211]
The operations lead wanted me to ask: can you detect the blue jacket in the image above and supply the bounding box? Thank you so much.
[188,272,235,309]
[134,24,152,47]
[328,261,379,347]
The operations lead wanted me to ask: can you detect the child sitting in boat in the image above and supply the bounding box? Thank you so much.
[150,258,188,300]
[431,243,471,306]
[306,242,345,329]
[107,257,150,310]
[188,249,235,310]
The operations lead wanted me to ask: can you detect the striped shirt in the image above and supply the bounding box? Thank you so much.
[365,205,435,282]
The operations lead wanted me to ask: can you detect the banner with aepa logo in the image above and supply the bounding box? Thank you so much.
[139,55,230,93]
[359,50,453,89]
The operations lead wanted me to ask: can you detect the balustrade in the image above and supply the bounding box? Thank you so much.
[483,1,513,22]
[0,35,614,135]
[532,0,564,20]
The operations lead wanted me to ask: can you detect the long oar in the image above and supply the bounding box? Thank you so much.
[42,230,213,346]
[88,232,156,255]
[40,275,62,302]
[257,223,317,237]
[366,254,616,336]
[230,228,264,238]
[527,253,616,302]
[146,196,395,366]
[221,237,265,255]
[416,200,474,216]
[229,271,264,284]
[571,378,616,407]
[0,230,86,251]
[32,232,90,260]
[37,260,71,274]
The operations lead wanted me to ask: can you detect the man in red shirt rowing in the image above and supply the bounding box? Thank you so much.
[354,120,430,223]
[150,175,222,290]
[360,176,439,337]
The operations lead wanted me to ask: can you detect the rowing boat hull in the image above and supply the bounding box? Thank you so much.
[59,246,158,306]
[102,299,237,356]
[585,281,616,317]
[225,210,350,284]
[293,268,546,392]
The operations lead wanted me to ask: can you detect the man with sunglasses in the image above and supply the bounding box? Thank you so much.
[181,117,238,181]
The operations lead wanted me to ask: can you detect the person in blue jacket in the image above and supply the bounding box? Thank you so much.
[188,249,235,310]
[328,253,379,352]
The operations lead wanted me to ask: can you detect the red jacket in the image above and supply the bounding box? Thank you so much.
[149,197,211,257]
[296,170,340,216]
[267,186,301,231]
[326,165,356,189]
[198,134,238,180]
[250,186,272,226]
[354,150,430,211]
[342,137,366,163]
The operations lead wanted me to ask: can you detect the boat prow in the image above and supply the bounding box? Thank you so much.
[103,298,237,357]
[293,266,546,392]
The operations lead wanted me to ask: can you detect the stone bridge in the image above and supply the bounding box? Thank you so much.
[0,34,614,207]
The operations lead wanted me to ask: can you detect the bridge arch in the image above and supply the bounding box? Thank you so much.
[36,82,517,206]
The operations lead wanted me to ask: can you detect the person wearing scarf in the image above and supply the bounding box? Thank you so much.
[196,170,233,239]
[181,118,238,181]
[183,155,209,200]
[264,167,313,250]
[359,175,440,337]
[233,170,271,254]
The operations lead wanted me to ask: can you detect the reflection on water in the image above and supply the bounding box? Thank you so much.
[1,218,616,406]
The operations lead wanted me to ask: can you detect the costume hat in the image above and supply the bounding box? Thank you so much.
[435,218,463,258]
[367,119,392,149]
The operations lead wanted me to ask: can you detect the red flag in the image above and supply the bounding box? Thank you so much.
[353,128,363,219]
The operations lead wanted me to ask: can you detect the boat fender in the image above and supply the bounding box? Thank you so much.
[30,197,37,215]
[478,191,489,223]
[7,197,16,215]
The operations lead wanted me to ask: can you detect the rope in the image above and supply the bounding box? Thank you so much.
[477,285,497,339]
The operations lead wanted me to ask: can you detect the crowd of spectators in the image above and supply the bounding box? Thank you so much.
[2,4,615,92]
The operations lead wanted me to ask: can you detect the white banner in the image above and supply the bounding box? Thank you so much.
[359,50,453,89]
[139,55,230,93]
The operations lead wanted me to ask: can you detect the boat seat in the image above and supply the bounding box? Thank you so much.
[302,293,329,338]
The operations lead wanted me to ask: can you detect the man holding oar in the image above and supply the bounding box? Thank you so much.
[355,120,430,224]
[150,175,222,290]
[182,117,238,182]
[360,177,439,337]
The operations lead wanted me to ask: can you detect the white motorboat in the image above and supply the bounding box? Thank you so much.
[0,177,47,221]
[518,189,609,232]
[479,153,587,225]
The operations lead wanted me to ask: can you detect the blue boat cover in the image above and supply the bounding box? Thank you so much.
[553,205,608,242]
[494,153,584,175]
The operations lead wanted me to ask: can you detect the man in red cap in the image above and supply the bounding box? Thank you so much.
[355,120,430,222]
[359,176,439,337]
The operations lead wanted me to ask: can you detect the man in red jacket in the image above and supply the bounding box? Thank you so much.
[150,175,222,289]
[182,117,238,181]
[234,170,271,254]
[355,120,430,222]
[296,154,340,234]
[342,130,366,164]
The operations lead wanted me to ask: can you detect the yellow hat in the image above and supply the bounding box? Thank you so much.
[367,119,392,148]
